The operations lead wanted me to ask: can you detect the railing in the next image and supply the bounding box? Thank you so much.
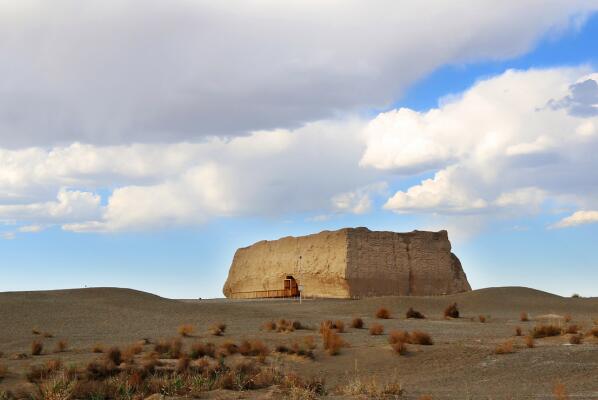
[229,289,297,299]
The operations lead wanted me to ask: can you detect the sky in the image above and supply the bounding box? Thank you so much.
[2,1,598,298]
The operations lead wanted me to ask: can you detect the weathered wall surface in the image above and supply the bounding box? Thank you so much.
[223,227,471,298]
[222,229,350,298]
[345,228,471,297]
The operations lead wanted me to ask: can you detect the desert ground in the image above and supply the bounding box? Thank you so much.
[0,287,597,399]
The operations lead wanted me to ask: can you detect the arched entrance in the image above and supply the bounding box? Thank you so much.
[284,275,299,297]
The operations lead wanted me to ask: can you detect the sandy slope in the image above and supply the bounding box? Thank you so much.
[0,287,597,398]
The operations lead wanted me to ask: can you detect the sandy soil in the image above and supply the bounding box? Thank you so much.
[1,287,597,399]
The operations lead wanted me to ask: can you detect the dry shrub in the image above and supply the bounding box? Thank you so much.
[43,332,53,338]
[32,329,40,335]
[190,341,216,359]
[334,320,345,333]
[220,341,240,356]
[515,327,522,336]
[564,314,572,323]
[369,323,384,336]
[351,317,364,329]
[85,359,119,380]
[494,340,514,355]
[443,303,459,319]
[210,322,227,336]
[105,347,122,365]
[392,341,408,355]
[590,327,598,337]
[388,330,410,344]
[11,353,28,360]
[31,340,43,356]
[531,324,561,339]
[478,315,486,323]
[92,343,104,353]
[321,326,345,355]
[177,324,194,337]
[276,319,295,332]
[410,331,433,345]
[176,355,190,373]
[553,382,569,400]
[520,311,529,322]
[122,343,143,363]
[26,359,62,382]
[0,364,7,379]
[54,340,67,353]
[292,320,303,330]
[319,320,345,333]
[565,325,579,334]
[262,321,276,331]
[239,339,269,357]
[525,336,535,348]
[375,307,390,319]
[406,307,425,319]
[154,338,183,358]
[569,334,582,345]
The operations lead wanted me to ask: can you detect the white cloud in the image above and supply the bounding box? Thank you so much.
[0,1,595,147]
[552,210,598,228]
[18,225,44,233]
[366,68,598,225]
[332,182,388,215]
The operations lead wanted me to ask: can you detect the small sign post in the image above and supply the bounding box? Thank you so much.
[298,285,304,304]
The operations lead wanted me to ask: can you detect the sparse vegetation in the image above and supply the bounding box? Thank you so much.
[565,324,579,334]
[154,338,183,359]
[388,330,433,345]
[334,320,345,333]
[564,314,572,323]
[351,317,364,329]
[444,303,459,319]
[321,327,345,356]
[525,336,535,348]
[406,307,425,319]
[42,332,53,338]
[531,324,561,339]
[105,347,122,366]
[494,340,514,355]
[520,311,529,322]
[190,341,216,359]
[26,359,62,382]
[177,324,194,337]
[262,320,277,331]
[391,341,408,355]
[210,322,227,336]
[0,364,7,380]
[571,293,581,298]
[54,340,67,353]
[553,382,569,400]
[369,323,384,335]
[569,334,582,345]
[515,326,522,336]
[32,329,40,335]
[92,344,104,353]
[590,327,598,337]
[375,307,390,319]
[31,340,43,356]
[478,315,486,323]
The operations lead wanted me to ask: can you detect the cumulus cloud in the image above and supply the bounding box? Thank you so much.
[552,210,598,228]
[0,1,596,147]
[364,68,598,226]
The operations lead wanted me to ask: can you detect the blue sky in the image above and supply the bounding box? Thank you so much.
[1,2,598,298]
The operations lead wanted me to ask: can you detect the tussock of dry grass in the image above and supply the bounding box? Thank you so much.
[564,314,572,323]
[210,322,227,336]
[525,336,535,348]
[154,338,183,359]
[478,315,487,323]
[515,327,522,336]
[375,307,390,319]
[105,347,122,366]
[590,327,598,337]
[190,341,216,359]
[406,307,425,319]
[177,324,194,337]
[321,326,345,355]
[42,332,53,338]
[26,359,62,382]
[351,317,364,329]
[444,303,459,318]
[553,382,569,400]
[569,334,582,345]
[0,364,7,380]
[520,311,529,322]
[391,341,408,355]
[31,340,43,356]
[92,344,104,353]
[53,340,67,353]
[565,325,579,334]
[31,329,40,335]
[388,330,433,345]
[369,323,384,336]
[238,339,269,358]
[388,330,410,344]
[494,340,514,355]
[262,321,276,331]
[531,324,561,339]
